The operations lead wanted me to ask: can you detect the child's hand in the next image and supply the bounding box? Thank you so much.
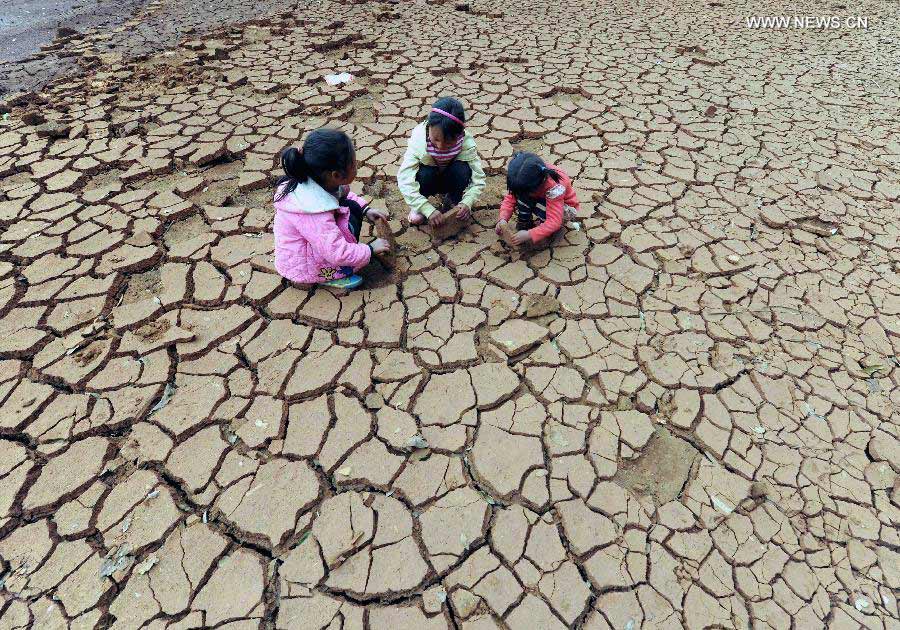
[454,203,471,220]
[511,230,532,246]
[495,219,507,235]
[371,238,391,254]
[428,211,445,227]
[366,207,389,222]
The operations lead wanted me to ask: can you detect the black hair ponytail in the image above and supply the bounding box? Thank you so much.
[506,151,557,196]
[275,147,308,200]
[274,128,355,201]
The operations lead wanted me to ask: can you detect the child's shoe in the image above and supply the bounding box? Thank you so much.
[408,210,426,225]
[323,274,364,290]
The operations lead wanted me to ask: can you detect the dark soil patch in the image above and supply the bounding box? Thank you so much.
[613,426,701,505]
[120,267,162,305]
[511,138,546,155]
[163,213,210,247]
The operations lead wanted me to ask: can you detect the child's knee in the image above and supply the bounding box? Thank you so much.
[416,165,441,195]
[346,199,365,215]
[448,160,472,184]
[417,164,439,180]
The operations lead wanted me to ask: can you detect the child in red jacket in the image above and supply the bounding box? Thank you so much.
[495,152,580,247]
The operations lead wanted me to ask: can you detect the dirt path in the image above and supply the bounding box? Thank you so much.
[0,0,898,628]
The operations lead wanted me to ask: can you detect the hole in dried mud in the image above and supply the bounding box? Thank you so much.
[375,10,400,21]
[550,91,584,106]
[362,178,386,198]
[121,267,162,305]
[362,263,404,290]
[190,185,234,207]
[135,319,171,342]
[202,155,242,178]
[110,120,147,138]
[349,96,375,123]
[164,213,210,247]
[230,188,271,209]
[612,426,701,505]
[1,171,33,191]
[362,178,408,218]
[86,168,126,190]
[511,138,546,154]
[73,342,103,366]
[348,88,383,124]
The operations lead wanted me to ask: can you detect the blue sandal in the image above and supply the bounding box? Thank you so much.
[322,274,364,290]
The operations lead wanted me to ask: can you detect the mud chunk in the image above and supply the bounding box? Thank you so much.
[429,206,468,242]
[373,216,396,268]
[498,220,518,247]
[521,294,559,318]
[490,319,549,355]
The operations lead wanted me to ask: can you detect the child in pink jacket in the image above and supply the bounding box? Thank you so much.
[495,152,580,247]
[273,129,390,290]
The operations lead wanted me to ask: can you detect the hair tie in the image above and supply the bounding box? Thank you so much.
[431,107,465,127]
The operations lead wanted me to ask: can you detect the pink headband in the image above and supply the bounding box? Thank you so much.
[431,107,465,127]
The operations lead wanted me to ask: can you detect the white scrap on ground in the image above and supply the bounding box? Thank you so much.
[324,72,353,86]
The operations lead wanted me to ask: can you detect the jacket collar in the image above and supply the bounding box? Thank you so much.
[288,178,340,214]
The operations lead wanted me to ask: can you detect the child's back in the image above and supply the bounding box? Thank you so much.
[272,129,390,288]
[274,179,370,284]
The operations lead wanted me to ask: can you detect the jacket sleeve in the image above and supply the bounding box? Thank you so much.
[344,190,370,221]
[344,190,368,209]
[306,212,372,269]
[396,139,436,218]
[498,192,516,222]
[564,176,581,211]
[460,140,486,209]
[529,194,564,242]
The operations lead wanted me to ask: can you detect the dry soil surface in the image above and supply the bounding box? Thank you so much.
[0,0,899,628]
[0,0,285,96]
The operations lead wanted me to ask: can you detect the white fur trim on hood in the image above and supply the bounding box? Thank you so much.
[282,178,340,214]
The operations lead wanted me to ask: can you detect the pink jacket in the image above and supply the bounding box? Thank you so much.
[273,180,371,284]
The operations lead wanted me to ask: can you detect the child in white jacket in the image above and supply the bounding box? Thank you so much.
[396,97,486,228]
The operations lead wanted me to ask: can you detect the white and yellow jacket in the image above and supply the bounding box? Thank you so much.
[396,121,486,218]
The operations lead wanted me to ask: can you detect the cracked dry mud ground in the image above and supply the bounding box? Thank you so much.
[0,0,289,95]
[0,0,899,628]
